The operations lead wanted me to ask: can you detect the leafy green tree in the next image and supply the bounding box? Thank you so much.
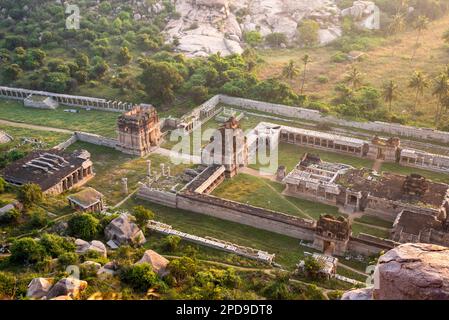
[303,256,324,280]
[10,237,46,264]
[265,33,288,48]
[164,235,181,252]
[75,53,89,68]
[139,60,184,103]
[190,85,209,104]
[408,71,429,112]
[282,60,300,80]
[40,233,75,257]
[132,206,155,228]
[43,72,70,93]
[0,208,20,224]
[382,80,399,112]
[262,273,293,300]
[118,46,132,65]
[68,213,100,240]
[168,256,198,282]
[18,183,42,209]
[2,63,23,82]
[297,19,320,47]
[120,263,159,292]
[243,31,263,47]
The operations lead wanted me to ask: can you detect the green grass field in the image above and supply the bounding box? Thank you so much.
[120,197,318,269]
[1,124,71,154]
[65,141,191,205]
[212,173,342,220]
[354,215,393,229]
[0,99,119,137]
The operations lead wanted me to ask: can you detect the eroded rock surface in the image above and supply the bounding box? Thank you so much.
[343,243,449,300]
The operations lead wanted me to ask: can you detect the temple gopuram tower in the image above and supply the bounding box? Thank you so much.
[116,104,161,156]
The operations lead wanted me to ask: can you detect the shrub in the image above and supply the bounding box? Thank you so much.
[164,235,181,252]
[265,33,288,48]
[0,272,16,299]
[40,233,75,257]
[168,256,197,282]
[10,237,46,264]
[132,206,155,229]
[0,208,20,224]
[120,263,159,292]
[58,252,78,267]
[331,51,349,63]
[317,75,329,84]
[18,183,42,209]
[67,214,100,240]
[297,19,320,47]
[243,31,263,47]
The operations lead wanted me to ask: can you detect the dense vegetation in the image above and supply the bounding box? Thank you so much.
[1,0,448,128]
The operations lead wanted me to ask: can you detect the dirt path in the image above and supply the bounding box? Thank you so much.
[372,160,383,172]
[0,119,74,134]
[240,167,277,181]
[338,262,368,278]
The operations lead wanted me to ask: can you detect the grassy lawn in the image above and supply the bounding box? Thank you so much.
[212,173,342,220]
[120,197,317,269]
[1,124,71,154]
[0,99,119,137]
[352,223,390,239]
[65,141,191,205]
[381,162,449,185]
[354,215,393,229]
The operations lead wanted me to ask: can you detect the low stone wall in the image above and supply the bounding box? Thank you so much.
[74,132,118,149]
[0,86,134,113]
[348,234,397,256]
[53,134,78,150]
[137,187,177,208]
[216,95,449,144]
[177,194,316,241]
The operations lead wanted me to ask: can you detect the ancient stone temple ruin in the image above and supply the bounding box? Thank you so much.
[313,215,351,256]
[116,104,161,156]
[367,136,401,162]
[202,117,248,177]
[1,149,94,195]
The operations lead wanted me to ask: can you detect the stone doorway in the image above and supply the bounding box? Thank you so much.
[377,147,385,160]
[323,240,335,256]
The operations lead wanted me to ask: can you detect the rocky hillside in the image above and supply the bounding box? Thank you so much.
[162,0,377,56]
[342,243,449,300]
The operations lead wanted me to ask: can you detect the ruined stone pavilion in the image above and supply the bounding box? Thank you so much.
[116,104,161,156]
[1,149,94,195]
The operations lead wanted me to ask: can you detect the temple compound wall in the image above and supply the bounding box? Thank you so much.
[0,86,134,112]
[137,164,394,257]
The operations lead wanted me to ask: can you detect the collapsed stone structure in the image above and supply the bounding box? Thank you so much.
[1,149,94,195]
[116,104,162,156]
[313,215,351,256]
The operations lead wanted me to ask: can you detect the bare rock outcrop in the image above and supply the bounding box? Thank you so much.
[135,250,170,277]
[343,243,449,300]
[104,213,146,246]
[163,0,343,56]
[46,278,88,300]
[26,278,54,299]
[75,239,108,257]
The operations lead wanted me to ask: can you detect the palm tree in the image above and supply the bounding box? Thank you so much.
[408,71,429,112]
[382,80,399,112]
[344,66,364,90]
[388,13,406,36]
[432,73,449,124]
[411,15,429,61]
[282,59,300,81]
[300,54,311,94]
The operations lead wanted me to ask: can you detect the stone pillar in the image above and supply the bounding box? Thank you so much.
[166,166,171,177]
[147,160,152,177]
[122,178,128,195]
[160,163,165,176]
